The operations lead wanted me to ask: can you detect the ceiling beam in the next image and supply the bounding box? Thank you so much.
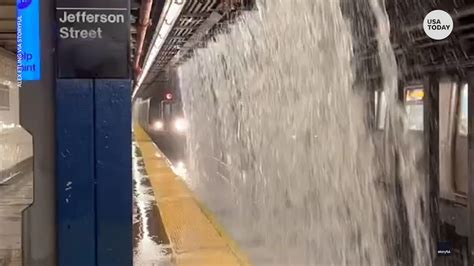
[173,26,196,31]
[0,5,15,19]
[0,21,15,32]
[181,12,212,18]
[169,11,223,66]
[0,33,14,39]
[0,45,15,58]
[0,39,14,44]
[0,0,15,4]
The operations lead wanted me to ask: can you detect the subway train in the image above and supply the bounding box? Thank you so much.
[134,92,187,164]
[374,79,469,264]
[134,92,187,134]
[149,93,188,135]
[346,0,473,264]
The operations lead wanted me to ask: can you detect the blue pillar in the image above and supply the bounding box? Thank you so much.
[95,80,132,265]
[56,79,96,266]
[55,79,132,266]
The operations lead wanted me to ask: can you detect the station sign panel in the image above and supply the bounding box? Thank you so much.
[56,0,130,78]
[17,0,41,81]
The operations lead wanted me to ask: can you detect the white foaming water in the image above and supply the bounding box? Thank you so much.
[179,0,431,265]
[132,144,171,265]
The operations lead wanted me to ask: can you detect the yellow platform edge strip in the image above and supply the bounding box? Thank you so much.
[133,125,251,266]
[176,176,251,266]
[192,196,251,266]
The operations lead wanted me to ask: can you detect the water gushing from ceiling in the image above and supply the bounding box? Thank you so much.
[179,0,432,264]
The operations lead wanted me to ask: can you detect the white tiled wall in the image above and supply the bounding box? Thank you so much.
[0,49,32,172]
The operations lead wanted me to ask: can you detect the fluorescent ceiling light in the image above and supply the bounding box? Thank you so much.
[132,0,186,98]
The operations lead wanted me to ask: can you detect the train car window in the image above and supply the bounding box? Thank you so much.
[406,105,424,131]
[163,102,173,121]
[374,86,424,131]
[0,84,9,110]
[458,83,468,136]
[404,86,424,131]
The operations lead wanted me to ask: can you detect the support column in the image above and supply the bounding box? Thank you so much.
[55,79,132,266]
[423,74,440,259]
[20,0,57,264]
[55,80,96,266]
[95,80,132,265]
[467,72,474,265]
[55,0,131,264]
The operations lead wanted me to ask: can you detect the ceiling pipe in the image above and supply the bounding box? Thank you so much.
[134,0,154,80]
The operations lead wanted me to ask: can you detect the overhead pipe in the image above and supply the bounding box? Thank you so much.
[134,0,154,80]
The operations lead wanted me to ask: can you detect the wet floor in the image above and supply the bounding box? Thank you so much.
[147,132,186,166]
[132,141,173,266]
[0,165,33,266]
[0,145,173,266]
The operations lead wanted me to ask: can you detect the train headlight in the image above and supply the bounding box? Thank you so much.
[153,120,164,131]
[174,118,188,133]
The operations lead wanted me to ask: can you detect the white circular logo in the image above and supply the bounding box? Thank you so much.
[423,10,453,40]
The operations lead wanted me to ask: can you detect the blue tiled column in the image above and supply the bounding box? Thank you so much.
[56,79,96,266]
[55,79,132,266]
[95,80,133,266]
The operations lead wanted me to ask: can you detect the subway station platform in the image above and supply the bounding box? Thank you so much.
[0,163,33,266]
[3,0,474,265]
[0,126,251,266]
[133,125,250,266]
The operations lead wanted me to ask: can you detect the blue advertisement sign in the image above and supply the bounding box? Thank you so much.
[17,0,41,81]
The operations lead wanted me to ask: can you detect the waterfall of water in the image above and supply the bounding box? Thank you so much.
[179,0,431,264]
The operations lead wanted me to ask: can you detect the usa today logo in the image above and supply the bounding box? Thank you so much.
[423,10,453,40]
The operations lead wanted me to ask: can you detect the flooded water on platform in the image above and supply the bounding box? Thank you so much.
[132,143,172,266]
[179,0,431,265]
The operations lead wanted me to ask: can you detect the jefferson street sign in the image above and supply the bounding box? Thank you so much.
[56,0,130,78]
